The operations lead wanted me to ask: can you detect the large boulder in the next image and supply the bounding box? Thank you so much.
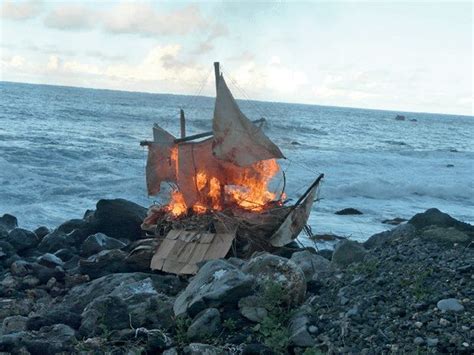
[174,259,254,317]
[38,230,71,253]
[79,249,129,279]
[288,305,316,347]
[331,240,367,268]
[92,199,147,241]
[0,214,18,231]
[1,315,28,335]
[408,208,474,234]
[242,253,306,306]
[421,227,472,246]
[364,223,416,249]
[6,228,39,252]
[335,208,363,215]
[290,250,330,281]
[187,308,221,341]
[80,233,126,257]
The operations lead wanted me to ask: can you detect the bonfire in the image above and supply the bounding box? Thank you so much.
[140,62,323,274]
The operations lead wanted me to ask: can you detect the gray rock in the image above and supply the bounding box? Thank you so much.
[6,228,39,252]
[183,343,226,355]
[187,308,221,341]
[33,226,50,240]
[38,229,71,253]
[27,310,81,331]
[163,348,179,355]
[79,249,129,279]
[80,233,126,257]
[421,227,471,245]
[242,253,306,306]
[290,250,330,281]
[331,240,367,267]
[0,214,18,231]
[335,208,363,215]
[414,337,424,345]
[10,260,34,276]
[174,259,254,317]
[364,223,416,249]
[238,295,268,322]
[79,295,129,336]
[1,316,28,335]
[289,305,315,347]
[408,208,474,233]
[37,253,64,268]
[23,324,77,354]
[427,338,439,347]
[437,298,465,312]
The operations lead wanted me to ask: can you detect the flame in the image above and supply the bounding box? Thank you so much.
[167,157,282,218]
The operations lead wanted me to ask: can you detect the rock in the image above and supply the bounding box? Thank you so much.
[331,240,367,267]
[57,219,89,234]
[318,249,333,261]
[1,316,28,335]
[335,208,363,215]
[37,253,64,268]
[54,248,75,262]
[382,217,407,225]
[0,214,18,231]
[187,308,221,341]
[146,329,173,352]
[10,260,34,276]
[0,225,8,239]
[414,337,424,345]
[23,324,77,354]
[38,229,71,253]
[92,198,147,240]
[437,298,465,312]
[183,343,226,355]
[421,227,471,245]
[0,298,33,319]
[242,343,275,355]
[79,249,129,279]
[288,305,315,347]
[408,208,474,233]
[22,275,40,288]
[6,228,39,252]
[364,224,416,249]
[238,296,268,322]
[174,259,254,317]
[427,338,439,347]
[242,253,306,306]
[290,250,330,281]
[80,233,126,257]
[33,226,50,240]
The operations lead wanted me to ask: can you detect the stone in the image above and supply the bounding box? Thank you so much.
[414,337,424,345]
[364,223,416,249]
[187,308,221,341]
[0,214,18,231]
[437,298,465,312]
[57,219,90,234]
[146,329,173,352]
[0,225,8,239]
[421,227,471,245]
[0,298,33,319]
[288,305,315,347]
[427,338,439,347]
[408,208,474,233]
[54,248,75,262]
[79,295,129,336]
[23,324,77,354]
[174,259,254,317]
[22,275,40,288]
[92,198,147,240]
[331,240,367,267]
[1,316,28,335]
[6,228,39,252]
[10,260,34,276]
[38,229,71,253]
[238,296,268,322]
[242,253,306,306]
[33,226,50,240]
[290,250,330,281]
[382,217,407,225]
[183,343,226,355]
[79,249,128,279]
[242,343,275,355]
[80,233,126,257]
[335,208,363,215]
[37,253,64,268]
[27,310,81,331]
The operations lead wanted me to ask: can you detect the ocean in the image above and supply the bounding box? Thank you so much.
[1,81,473,242]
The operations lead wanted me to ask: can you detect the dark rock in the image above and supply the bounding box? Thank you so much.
[421,227,471,245]
[37,253,64,268]
[1,315,28,335]
[79,295,129,336]
[446,164,454,168]
[57,219,89,234]
[318,249,333,260]
[408,208,474,233]
[437,298,464,312]
[34,264,65,284]
[174,259,254,317]
[80,233,126,257]
[93,198,147,240]
[0,241,16,263]
[335,208,363,215]
[79,249,128,279]
[242,253,306,306]
[0,225,8,239]
[288,305,315,347]
[364,224,416,249]
[382,217,407,225]
[54,248,75,262]
[10,260,35,277]
[395,114,406,120]
[146,329,173,352]
[332,240,367,267]
[242,343,276,355]
[6,228,39,252]
[0,214,18,231]
[27,310,81,330]
[23,324,77,354]
[183,343,226,355]
[290,250,330,281]
[38,230,71,253]
[33,226,50,240]
[187,308,221,341]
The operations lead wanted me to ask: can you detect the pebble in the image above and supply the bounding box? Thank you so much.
[414,337,424,345]
[437,298,465,312]
[308,325,318,334]
[427,338,439,347]
[439,318,450,326]
[414,321,423,328]
[462,342,469,347]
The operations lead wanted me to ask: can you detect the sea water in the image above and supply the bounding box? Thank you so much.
[1,81,473,242]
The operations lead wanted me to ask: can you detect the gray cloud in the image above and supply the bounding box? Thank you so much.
[1,0,43,21]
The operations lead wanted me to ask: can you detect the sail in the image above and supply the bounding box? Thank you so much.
[212,76,284,167]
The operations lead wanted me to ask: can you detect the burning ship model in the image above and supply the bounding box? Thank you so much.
[140,62,323,275]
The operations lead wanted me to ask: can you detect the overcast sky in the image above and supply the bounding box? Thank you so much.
[0,0,472,115]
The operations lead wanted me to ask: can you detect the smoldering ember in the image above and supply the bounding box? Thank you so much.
[0,64,473,355]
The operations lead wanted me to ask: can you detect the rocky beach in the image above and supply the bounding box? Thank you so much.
[0,200,472,354]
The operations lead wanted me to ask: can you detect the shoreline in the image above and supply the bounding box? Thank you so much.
[0,200,472,354]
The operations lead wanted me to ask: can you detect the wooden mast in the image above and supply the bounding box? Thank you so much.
[214,62,220,92]
[179,108,186,139]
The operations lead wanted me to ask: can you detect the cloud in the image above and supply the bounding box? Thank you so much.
[103,3,208,36]
[1,0,42,20]
[44,4,97,30]
[192,23,229,55]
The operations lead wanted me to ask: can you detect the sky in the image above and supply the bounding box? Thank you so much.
[0,0,472,115]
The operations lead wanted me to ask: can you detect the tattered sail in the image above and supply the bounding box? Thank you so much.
[212,75,284,167]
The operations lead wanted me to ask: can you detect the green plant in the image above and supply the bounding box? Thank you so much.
[175,316,191,347]
[303,347,326,355]
[223,318,237,332]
